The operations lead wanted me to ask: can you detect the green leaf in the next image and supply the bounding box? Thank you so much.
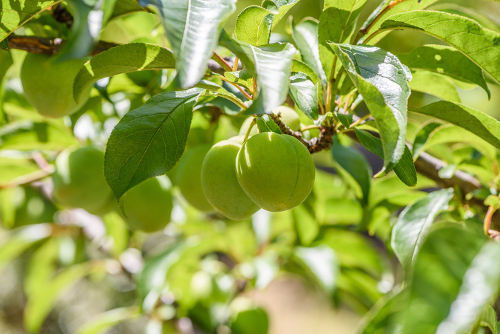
[262,0,301,29]
[57,0,99,61]
[292,202,319,246]
[256,115,281,134]
[108,0,144,21]
[0,0,60,42]
[197,79,246,110]
[292,18,327,87]
[399,227,491,334]
[294,245,338,294]
[231,307,269,334]
[74,43,175,102]
[330,43,411,170]
[76,307,139,334]
[354,129,417,187]
[0,225,51,272]
[291,59,321,87]
[138,243,185,312]
[480,306,497,334]
[289,73,319,120]
[396,45,490,98]
[360,0,439,44]
[374,11,500,86]
[412,121,442,158]
[140,0,236,88]
[408,70,461,103]
[104,89,202,200]
[220,31,296,115]
[331,136,372,206]
[0,158,40,185]
[409,101,500,153]
[0,120,79,151]
[224,70,254,91]
[318,0,369,78]
[359,290,409,334]
[24,262,99,333]
[391,189,454,274]
[234,6,274,46]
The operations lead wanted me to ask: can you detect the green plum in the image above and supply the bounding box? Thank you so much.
[21,53,90,118]
[52,146,114,215]
[121,176,173,232]
[176,145,214,212]
[236,133,315,212]
[201,140,260,220]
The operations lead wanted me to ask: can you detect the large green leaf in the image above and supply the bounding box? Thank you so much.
[74,43,175,102]
[292,18,327,87]
[360,0,439,44]
[140,0,236,88]
[0,225,51,272]
[399,226,488,334]
[436,242,500,334]
[396,45,490,97]
[220,32,295,115]
[76,307,139,334]
[104,89,202,200]
[262,0,301,29]
[289,73,319,120]
[109,0,144,21]
[294,245,339,294]
[354,129,417,187]
[234,6,274,46]
[331,136,372,206]
[318,0,369,78]
[330,43,411,170]
[409,101,500,152]
[0,0,60,42]
[231,307,269,334]
[408,70,461,103]
[24,262,100,333]
[391,189,454,273]
[373,11,500,85]
[0,120,79,151]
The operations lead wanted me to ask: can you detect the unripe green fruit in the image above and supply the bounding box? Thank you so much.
[11,187,57,227]
[177,145,214,212]
[21,53,90,118]
[121,176,173,232]
[52,146,113,215]
[236,133,315,212]
[201,140,260,220]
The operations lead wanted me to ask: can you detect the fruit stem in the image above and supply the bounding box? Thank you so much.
[233,56,239,72]
[243,118,257,143]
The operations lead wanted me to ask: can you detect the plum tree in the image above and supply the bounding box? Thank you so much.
[52,146,114,215]
[21,53,90,118]
[236,133,315,212]
[176,145,214,212]
[121,176,173,232]
[201,139,260,220]
[238,105,301,137]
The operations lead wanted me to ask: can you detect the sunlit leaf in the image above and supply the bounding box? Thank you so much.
[289,73,319,120]
[104,89,202,200]
[140,0,236,88]
[76,307,139,334]
[408,70,461,103]
[262,0,301,29]
[330,43,411,170]
[74,43,175,102]
[234,6,274,46]
[391,189,454,273]
[295,245,338,294]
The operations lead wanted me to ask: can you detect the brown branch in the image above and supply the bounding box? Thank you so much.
[269,113,336,154]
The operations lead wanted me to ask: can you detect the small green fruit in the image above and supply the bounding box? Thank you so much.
[52,147,114,215]
[272,106,300,131]
[236,133,315,212]
[121,176,173,232]
[201,140,260,220]
[21,53,90,118]
[177,145,214,212]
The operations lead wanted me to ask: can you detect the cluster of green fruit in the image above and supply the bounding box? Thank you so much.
[175,106,316,221]
[51,146,173,233]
